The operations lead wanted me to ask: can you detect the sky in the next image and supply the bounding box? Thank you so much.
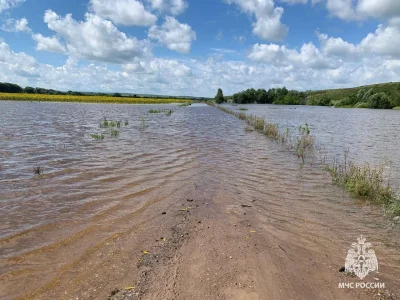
[0,0,399,97]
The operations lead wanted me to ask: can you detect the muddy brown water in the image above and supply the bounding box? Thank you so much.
[0,101,399,300]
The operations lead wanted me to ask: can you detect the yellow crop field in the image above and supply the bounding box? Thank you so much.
[0,93,192,104]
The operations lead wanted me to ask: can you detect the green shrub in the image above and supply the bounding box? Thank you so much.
[354,102,369,108]
[368,92,394,109]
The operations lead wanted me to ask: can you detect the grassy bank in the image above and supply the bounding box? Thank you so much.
[306,82,400,108]
[211,103,400,216]
[0,93,192,104]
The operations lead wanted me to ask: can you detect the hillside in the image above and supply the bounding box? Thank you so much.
[306,81,400,108]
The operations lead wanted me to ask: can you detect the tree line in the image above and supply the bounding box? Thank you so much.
[0,82,85,96]
[214,85,399,109]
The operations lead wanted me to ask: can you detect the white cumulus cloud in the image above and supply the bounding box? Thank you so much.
[0,0,24,13]
[225,0,288,41]
[148,16,196,54]
[1,18,30,32]
[90,0,157,26]
[32,34,66,54]
[42,10,152,63]
[148,0,188,15]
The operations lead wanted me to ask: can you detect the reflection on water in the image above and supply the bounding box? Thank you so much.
[0,101,399,299]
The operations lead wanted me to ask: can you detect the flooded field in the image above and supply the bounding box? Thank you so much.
[226,104,400,188]
[0,101,399,300]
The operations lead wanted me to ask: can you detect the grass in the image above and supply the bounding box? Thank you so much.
[148,109,174,115]
[179,103,192,107]
[0,93,192,104]
[393,106,400,110]
[306,81,400,106]
[140,116,148,129]
[324,157,400,216]
[210,103,314,160]
[110,129,119,137]
[100,119,123,128]
[90,133,105,140]
[209,102,400,217]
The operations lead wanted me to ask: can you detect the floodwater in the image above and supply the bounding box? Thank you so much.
[0,101,399,299]
[226,104,400,188]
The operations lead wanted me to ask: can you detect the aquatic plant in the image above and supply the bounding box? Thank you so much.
[90,133,105,140]
[179,103,191,107]
[140,116,148,129]
[117,121,121,128]
[149,109,174,115]
[210,102,399,217]
[33,166,43,175]
[125,120,129,126]
[110,129,119,137]
[238,108,248,111]
[296,124,314,163]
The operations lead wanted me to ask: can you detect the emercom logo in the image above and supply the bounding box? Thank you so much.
[338,236,385,290]
[345,235,378,280]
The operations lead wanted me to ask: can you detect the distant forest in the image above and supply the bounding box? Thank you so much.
[0,82,209,101]
[222,82,400,109]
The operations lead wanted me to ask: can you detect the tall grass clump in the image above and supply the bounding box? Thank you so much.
[324,156,399,216]
[296,124,315,162]
[110,129,119,136]
[148,109,174,115]
[140,116,148,129]
[324,158,392,203]
[90,133,105,140]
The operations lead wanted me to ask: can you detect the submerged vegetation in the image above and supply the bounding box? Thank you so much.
[210,103,315,158]
[90,133,105,140]
[211,103,400,216]
[33,166,43,175]
[148,109,174,115]
[324,158,400,216]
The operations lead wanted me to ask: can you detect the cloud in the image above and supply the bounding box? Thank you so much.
[1,18,30,32]
[148,16,196,54]
[0,0,24,13]
[42,10,152,63]
[357,0,400,19]
[225,0,288,41]
[290,0,400,21]
[248,42,337,69]
[148,0,188,15]
[32,34,66,54]
[89,0,157,26]
[249,23,400,69]
[1,38,400,97]
[359,24,400,58]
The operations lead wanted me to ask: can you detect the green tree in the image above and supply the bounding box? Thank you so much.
[215,88,225,104]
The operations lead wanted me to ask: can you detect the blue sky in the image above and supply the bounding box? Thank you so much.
[0,0,399,96]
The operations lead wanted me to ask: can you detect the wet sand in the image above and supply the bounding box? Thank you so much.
[1,102,399,299]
